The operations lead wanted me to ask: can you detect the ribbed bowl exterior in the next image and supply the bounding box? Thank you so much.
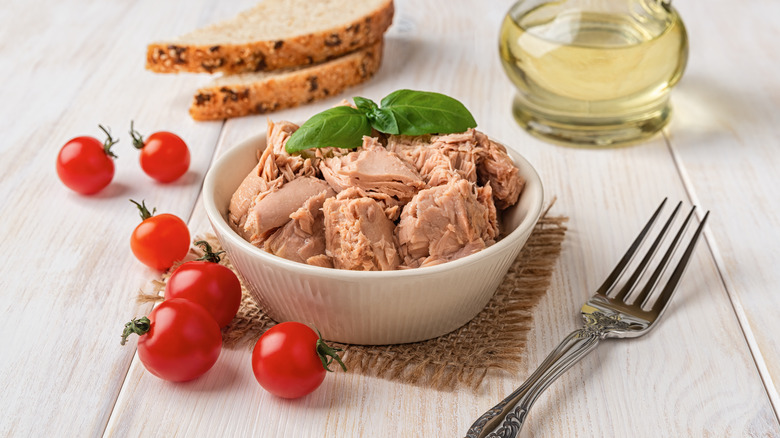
[204,135,543,345]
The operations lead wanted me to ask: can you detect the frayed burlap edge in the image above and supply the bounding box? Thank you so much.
[137,206,567,392]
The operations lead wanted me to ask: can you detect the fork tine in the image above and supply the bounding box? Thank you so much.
[633,206,695,307]
[612,201,683,302]
[648,211,709,315]
[596,198,668,295]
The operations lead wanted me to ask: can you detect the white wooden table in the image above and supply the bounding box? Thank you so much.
[1,0,778,436]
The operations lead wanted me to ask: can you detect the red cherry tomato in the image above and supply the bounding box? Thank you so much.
[56,125,117,194]
[121,298,222,382]
[129,199,190,270]
[251,322,347,399]
[165,241,242,328]
[130,121,190,183]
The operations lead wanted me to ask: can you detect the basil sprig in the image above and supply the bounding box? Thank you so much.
[284,89,477,153]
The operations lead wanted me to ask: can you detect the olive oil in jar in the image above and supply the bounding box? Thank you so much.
[499,1,688,146]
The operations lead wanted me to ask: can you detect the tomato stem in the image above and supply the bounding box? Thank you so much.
[98,124,119,158]
[129,120,146,150]
[130,199,156,221]
[315,329,347,372]
[194,240,225,263]
[120,316,151,345]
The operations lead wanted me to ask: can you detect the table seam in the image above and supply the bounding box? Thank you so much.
[99,119,227,438]
[662,128,780,425]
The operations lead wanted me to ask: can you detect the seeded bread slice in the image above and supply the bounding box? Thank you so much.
[189,40,383,121]
[147,0,393,74]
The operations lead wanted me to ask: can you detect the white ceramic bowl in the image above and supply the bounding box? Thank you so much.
[203,134,544,345]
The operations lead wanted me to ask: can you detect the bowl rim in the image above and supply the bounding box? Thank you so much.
[203,133,544,279]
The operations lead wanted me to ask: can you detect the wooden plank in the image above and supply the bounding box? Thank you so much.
[0,0,228,436]
[667,0,780,414]
[104,0,779,437]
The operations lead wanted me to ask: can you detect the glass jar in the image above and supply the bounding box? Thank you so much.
[499,0,688,146]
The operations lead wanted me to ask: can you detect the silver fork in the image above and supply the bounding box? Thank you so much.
[466,199,710,438]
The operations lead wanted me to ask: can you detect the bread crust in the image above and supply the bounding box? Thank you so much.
[147,1,393,74]
[189,41,383,121]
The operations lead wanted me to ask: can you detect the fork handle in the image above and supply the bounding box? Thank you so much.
[466,328,602,438]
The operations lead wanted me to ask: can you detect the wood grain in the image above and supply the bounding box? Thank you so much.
[669,0,780,412]
[1,0,779,437]
[0,0,225,436]
[108,0,777,437]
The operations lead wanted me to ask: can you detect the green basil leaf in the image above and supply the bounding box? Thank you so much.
[380,89,477,136]
[353,96,378,114]
[354,97,399,135]
[285,106,372,153]
[370,108,400,135]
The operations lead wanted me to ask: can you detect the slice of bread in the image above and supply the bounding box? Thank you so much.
[147,0,393,74]
[189,40,383,121]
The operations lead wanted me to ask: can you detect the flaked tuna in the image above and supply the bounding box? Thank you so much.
[244,176,334,245]
[257,119,318,183]
[229,119,319,237]
[323,188,400,271]
[389,129,525,209]
[388,131,481,186]
[396,178,498,268]
[264,190,334,267]
[478,138,525,210]
[319,137,425,220]
[228,119,526,271]
[228,161,283,240]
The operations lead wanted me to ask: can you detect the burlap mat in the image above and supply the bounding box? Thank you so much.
[138,208,567,391]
